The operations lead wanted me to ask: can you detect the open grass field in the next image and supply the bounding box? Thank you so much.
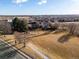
[2,31,79,59]
[31,31,79,59]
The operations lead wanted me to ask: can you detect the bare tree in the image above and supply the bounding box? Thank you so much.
[73,24,79,36]
[68,23,76,35]
[48,20,59,31]
[14,31,27,47]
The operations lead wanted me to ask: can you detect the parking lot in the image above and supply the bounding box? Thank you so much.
[0,40,27,59]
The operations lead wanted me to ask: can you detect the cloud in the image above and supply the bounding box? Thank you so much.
[13,0,28,4]
[71,0,79,2]
[38,0,48,5]
[71,0,79,4]
[12,0,48,5]
[70,0,79,8]
[62,0,79,14]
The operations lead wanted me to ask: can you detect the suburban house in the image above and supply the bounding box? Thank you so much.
[0,19,12,34]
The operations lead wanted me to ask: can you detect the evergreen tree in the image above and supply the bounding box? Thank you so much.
[12,17,28,32]
[12,17,19,31]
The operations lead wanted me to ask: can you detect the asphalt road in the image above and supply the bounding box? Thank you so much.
[0,40,27,59]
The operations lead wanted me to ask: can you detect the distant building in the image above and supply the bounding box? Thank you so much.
[0,20,12,34]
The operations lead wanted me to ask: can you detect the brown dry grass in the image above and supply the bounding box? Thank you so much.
[31,31,79,59]
[2,32,45,59]
[2,31,79,59]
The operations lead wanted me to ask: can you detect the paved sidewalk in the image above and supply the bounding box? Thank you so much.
[27,42,49,59]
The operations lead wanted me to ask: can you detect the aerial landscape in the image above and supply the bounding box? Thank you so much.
[0,0,79,59]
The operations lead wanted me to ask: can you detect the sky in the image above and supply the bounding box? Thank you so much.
[0,0,79,15]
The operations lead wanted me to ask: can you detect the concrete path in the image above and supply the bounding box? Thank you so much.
[27,42,49,59]
[0,38,49,59]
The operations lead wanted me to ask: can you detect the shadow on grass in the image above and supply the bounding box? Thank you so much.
[4,39,12,42]
[27,31,52,39]
[58,34,71,43]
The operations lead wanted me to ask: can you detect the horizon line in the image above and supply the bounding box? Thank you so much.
[0,14,79,16]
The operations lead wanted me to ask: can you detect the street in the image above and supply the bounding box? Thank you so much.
[0,40,27,59]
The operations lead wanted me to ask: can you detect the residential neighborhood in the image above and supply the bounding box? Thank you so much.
[1,0,79,59]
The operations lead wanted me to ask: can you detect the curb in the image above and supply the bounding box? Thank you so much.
[0,38,33,59]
